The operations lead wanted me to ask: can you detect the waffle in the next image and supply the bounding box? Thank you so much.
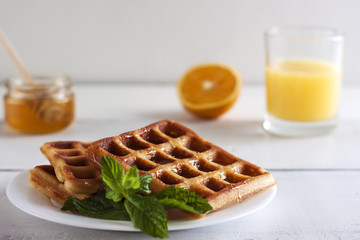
[29,165,90,205]
[39,119,276,213]
[39,141,103,195]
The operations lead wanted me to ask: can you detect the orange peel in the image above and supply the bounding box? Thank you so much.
[177,63,242,119]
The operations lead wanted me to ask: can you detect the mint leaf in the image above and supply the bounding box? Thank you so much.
[156,186,212,214]
[123,165,140,192]
[101,155,125,201]
[138,174,153,195]
[125,195,168,238]
[61,197,76,211]
[63,155,213,238]
[61,194,130,220]
[103,181,124,202]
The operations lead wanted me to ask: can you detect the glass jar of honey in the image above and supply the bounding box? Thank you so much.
[4,75,74,133]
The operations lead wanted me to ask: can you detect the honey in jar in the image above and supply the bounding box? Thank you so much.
[4,75,74,133]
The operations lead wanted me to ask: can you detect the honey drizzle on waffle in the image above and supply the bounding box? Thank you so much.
[40,120,276,212]
[40,141,103,194]
[29,165,90,205]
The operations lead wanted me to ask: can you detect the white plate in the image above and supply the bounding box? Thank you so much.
[6,170,277,231]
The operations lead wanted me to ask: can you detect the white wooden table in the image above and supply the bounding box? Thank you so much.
[1,83,359,240]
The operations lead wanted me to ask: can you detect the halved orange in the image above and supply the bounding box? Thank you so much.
[177,63,242,119]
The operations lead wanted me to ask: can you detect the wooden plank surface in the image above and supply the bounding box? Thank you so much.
[1,85,360,170]
[1,119,360,171]
[1,84,359,239]
[1,170,359,240]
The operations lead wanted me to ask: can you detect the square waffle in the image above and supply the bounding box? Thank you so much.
[39,119,276,213]
[40,141,103,194]
[29,165,90,205]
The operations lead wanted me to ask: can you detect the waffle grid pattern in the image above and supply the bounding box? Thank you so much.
[29,165,90,205]
[40,141,103,194]
[40,120,276,212]
[89,121,266,200]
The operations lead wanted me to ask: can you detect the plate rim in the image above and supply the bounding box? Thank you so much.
[6,169,277,232]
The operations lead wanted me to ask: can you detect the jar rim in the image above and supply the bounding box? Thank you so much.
[265,25,344,42]
[5,74,71,91]
[5,74,72,98]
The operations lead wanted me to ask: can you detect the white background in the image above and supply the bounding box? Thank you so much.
[0,0,359,84]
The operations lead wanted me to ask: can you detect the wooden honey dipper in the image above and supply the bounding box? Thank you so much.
[0,27,65,125]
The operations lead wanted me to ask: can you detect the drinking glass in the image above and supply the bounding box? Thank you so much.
[263,26,344,136]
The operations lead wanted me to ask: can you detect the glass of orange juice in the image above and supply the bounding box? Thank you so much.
[263,26,344,136]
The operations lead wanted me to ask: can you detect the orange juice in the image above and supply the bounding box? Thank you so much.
[266,60,341,122]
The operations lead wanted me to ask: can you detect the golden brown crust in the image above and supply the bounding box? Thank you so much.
[40,141,103,194]
[36,119,277,215]
[29,165,89,205]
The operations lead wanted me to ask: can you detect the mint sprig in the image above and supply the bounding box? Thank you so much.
[101,155,127,201]
[138,174,153,195]
[125,194,168,238]
[155,186,213,214]
[61,155,212,238]
[62,193,130,220]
